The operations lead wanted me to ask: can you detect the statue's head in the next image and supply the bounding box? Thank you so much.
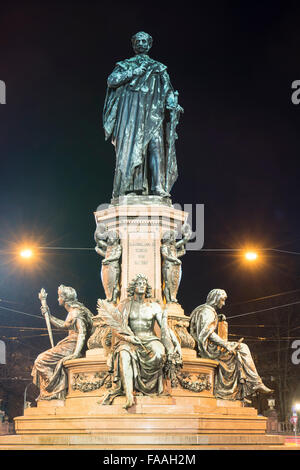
[58,285,78,305]
[127,273,152,298]
[107,230,119,244]
[161,230,177,244]
[206,289,227,310]
[94,223,107,243]
[131,31,153,54]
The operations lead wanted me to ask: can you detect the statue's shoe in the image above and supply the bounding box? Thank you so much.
[253,383,274,395]
[153,189,170,198]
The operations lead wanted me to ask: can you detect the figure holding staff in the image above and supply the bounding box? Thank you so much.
[31,285,94,401]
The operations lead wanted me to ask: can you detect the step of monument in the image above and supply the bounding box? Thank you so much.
[0,432,287,450]
[24,403,258,417]
[25,395,254,418]
[14,412,268,435]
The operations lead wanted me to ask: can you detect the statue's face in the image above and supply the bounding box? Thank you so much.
[107,231,118,244]
[133,35,151,54]
[134,277,148,295]
[217,295,227,309]
[58,290,65,306]
[170,231,177,242]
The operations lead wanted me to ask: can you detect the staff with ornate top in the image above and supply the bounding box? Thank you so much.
[38,288,54,348]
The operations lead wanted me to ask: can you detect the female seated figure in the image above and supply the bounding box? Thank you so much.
[31,285,94,400]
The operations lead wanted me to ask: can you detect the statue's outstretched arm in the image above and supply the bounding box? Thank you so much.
[63,317,87,363]
[175,224,192,251]
[95,246,106,257]
[41,306,65,328]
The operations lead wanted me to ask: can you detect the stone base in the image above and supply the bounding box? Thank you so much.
[0,432,287,450]
[8,349,287,450]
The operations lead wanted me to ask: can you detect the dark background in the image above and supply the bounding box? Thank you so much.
[0,0,300,421]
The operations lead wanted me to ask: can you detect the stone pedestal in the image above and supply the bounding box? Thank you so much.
[93,197,195,350]
[94,197,187,301]
[13,349,273,439]
[3,199,287,449]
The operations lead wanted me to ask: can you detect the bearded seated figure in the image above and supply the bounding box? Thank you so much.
[189,289,273,403]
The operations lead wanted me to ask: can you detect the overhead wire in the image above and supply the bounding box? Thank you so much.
[229,288,300,306]
[226,300,300,319]
[0,305,42,319]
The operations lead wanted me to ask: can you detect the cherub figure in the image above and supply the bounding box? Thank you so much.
[161,223,192,303]
[94,224,122,304]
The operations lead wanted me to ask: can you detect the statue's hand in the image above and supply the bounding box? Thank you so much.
[166,103,184,113]
[133,64,147,77]
[130,336,143,346]
[173,343,181,357]
[226,344,237,355]
[182,222,192,240]
[40,306,50,317]
[62,354,78,364]
[218,314,226,321]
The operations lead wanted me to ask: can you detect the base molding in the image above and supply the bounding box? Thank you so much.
[0,432,286,450]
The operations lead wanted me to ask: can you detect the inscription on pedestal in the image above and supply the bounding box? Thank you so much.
[94,204,188,302]
[123,233,161,300]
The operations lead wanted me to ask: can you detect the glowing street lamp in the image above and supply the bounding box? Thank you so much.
[20,248,33,259]
[245,251,258,261]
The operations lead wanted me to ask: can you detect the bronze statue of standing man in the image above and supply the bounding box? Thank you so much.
[103,32,183,199]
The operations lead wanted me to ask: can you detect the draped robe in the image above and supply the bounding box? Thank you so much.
[103,54,178,197]
[31,309,92,400]
[107,299,167,396]
[189,304,264,400]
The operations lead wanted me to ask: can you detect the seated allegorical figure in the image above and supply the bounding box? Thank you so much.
[31,285,94,401]
[189,288,273,403]
[99,273,182,409]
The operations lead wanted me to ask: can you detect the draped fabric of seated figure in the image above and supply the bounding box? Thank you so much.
[189,289,273,402]
[32,285,94,400]
[99,274,182,409]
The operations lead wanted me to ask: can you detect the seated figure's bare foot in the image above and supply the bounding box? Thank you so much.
[253,383,274,395]
[123,396,134,409]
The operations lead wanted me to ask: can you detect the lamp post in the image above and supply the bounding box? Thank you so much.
[291,404,300,438]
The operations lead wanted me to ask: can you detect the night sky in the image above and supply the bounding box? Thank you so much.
[1,1,300,356]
